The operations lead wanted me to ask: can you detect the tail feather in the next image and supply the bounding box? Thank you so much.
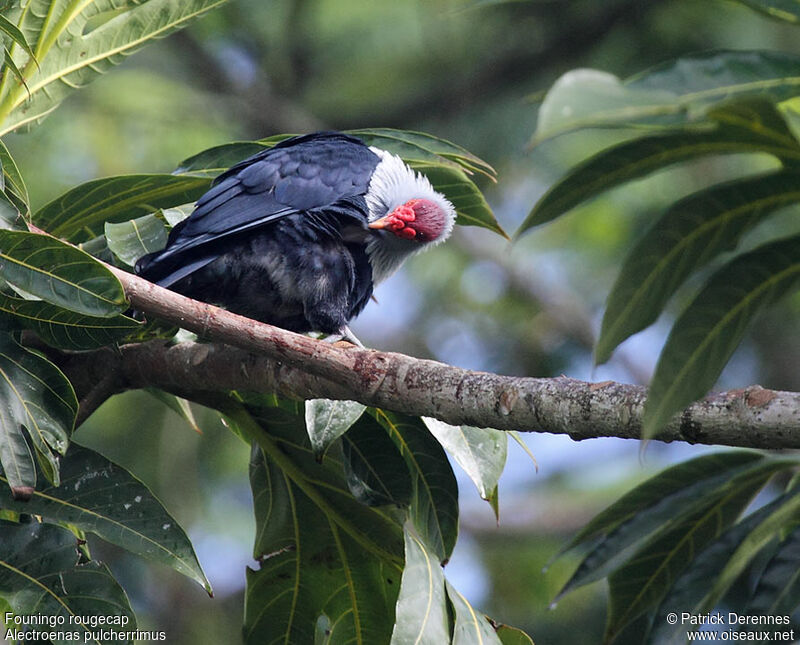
[135,249,216,288]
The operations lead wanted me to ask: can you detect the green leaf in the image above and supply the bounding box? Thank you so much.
[116,315,178,344]
[446,580,503,645]
[0,333,76,495]
[304,398,367,458]
[496,625,536,645]
[175,141,273,177]
[245,442,400,645]
[535,69,679,142]
[223,129,499,183]
[554,453,791,598]
[0,44,27,98]
[0,230,127,316]
[226,398,404,565]
[423,417,507,502]
[507,430,538,471]
[0,138,29,215]
[650,491,799,644]
[77,232,113,262]
[534,50,800,142]
[709,490,800,608]
[597,169,800,364]
[644,234,800,436]
[521,99,800,234]
[390,522,450,645]
[0,188,23,230]
[34,174,210,243]
[160,204,194,227]
[349,128,497,181]
[248,438,294,558]
[0,11,36,97]
[732,0,800,23]
[0,443,210,593]
[371,409,460,563]
[604,480,764,641]
[0,14,36,65]
[746,524,800,616]
[146,389,202,434]
[342,413,412,507]
[558,452,763,555]
[105,213,167,266]
[0,0,231,136]
[0,519,135,644]
[410,162,507,238]
[0,292,141,350]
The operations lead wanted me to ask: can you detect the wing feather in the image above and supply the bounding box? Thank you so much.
[136,132,380,286]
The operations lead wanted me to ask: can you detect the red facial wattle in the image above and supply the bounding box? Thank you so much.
[368,198,444,242]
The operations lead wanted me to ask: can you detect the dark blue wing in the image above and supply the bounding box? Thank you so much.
[136,132,380,285]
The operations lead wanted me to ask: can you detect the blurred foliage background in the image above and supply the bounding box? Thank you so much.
[7,1,800,642]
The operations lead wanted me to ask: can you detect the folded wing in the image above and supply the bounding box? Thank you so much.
[135,132,380,287]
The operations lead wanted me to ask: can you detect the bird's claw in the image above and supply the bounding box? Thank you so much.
[323,326,364,348]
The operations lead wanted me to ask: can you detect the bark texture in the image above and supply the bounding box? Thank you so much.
[54,266,800,449]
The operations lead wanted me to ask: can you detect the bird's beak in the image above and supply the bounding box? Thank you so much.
[368,216,392,230]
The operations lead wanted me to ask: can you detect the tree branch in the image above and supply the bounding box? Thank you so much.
[59,265,800,450]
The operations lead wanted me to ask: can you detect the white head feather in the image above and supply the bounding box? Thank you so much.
[364,147,456,284]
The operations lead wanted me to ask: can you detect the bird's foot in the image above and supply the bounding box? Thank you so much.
[323,325,364,348]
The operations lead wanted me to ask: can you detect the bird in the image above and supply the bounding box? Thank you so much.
[134,131,456,343]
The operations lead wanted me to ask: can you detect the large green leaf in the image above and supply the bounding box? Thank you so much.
[0,519,135,644]
[709,491,800,608]
[176,129,497,181]
[521,100,800,233]
[305,398,367,458]
[596,169,800,364]
[733,0,800,23]
[0,333,76,496]
[496,625,535,645]
[650,490,800,644]
[534,50,800,142]
[604,480,764,642]
[175,141,273,178]
[0,14,35,62]
[553,453,790,598]
[233,400,404,565]
[0,292,141,350]
[556,452,763,557]
[341,413,412,508]
[446,580,503,645]
[0,0,230,136]
[245,442,400,645]
[389,522,450,645]
[423,417,507,503]
[0,138,29,216]
[746,525,800,616]
[0,230,127,316]
[0,188,23,230]
[410,162,506,238]
[644,234,800,436]
[104,213,168,266]
[349,128,496,181]
[34,174,210,242]
[0,443,210,593]
[0,11,36,93]
[371,409,459,563]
